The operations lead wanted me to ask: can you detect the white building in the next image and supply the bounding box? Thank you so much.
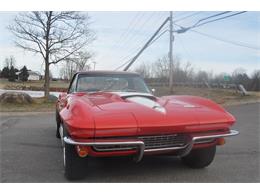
[16,70,41,81]
[27,71,41,81]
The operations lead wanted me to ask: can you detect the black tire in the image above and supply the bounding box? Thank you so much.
[56,111,61,139]
[64,142,88,180]
[181,145,216,169]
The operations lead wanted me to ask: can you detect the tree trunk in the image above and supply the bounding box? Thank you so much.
[44,11,52,99]
[44,60,50,99]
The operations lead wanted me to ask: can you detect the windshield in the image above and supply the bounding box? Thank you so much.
[76,73,151,93]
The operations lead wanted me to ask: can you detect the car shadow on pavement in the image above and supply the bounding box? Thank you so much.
[75,155,199,183]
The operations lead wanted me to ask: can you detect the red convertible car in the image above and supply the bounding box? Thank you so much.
[56,71,238,180]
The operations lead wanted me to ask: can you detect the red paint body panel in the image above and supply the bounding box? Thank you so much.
[57,73,236,157]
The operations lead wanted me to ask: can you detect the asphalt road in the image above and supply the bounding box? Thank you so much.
[0,103,259,183]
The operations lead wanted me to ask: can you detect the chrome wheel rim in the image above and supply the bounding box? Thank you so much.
[63,144,66,167]
[60,125,66,167]
[59,125,64,147]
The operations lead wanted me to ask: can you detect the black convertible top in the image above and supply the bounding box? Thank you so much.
[77,70,140,76]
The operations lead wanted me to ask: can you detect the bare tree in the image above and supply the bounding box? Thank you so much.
[183,62,194,82]
[232,68,247,84]
[60,60,77,81]
[60,51,93,80]
[151,55,182,82]
[194,70,210,82]
[152,56,169,79]
[69,51,93,71]
[4,56,16,68]
[134,63,152,78]
[8,11,95,98]
[250,70,260,91]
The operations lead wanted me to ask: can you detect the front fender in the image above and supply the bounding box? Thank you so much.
[59,97,95,139]
[163,95,236,126]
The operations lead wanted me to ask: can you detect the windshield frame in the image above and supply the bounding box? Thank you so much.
[68,72,152,94]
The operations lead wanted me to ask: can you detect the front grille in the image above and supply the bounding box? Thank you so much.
[93,144,136,152]
[139,134,189,149]
[93,134,190,152]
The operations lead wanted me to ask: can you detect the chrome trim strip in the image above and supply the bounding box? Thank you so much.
[179,129,239,157]
[93,146,137,152]
[192,129,239,141]
[63,129,239,162]
[144,144,189,153]
[63,137,145,162]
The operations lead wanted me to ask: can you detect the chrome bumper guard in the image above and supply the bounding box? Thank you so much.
[63,129,239,162]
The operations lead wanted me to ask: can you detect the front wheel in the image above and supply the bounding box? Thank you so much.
[61,124,87,180]
[181,145,216,168]
[56,111,61,139]
[63,142,88,180]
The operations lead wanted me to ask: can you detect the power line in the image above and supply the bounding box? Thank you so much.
[115,47,143,67]
[173,20,260,51]
[173,11,247,33]
[114,20,169,71]
[147,28,168,47]
[176,33,193,61]
[119,11,237,65]
[173,11,203,23]
[129,12,168,48]
[114,58,133,71]
[173,12,247,34]
[123,17,170,71]
[193,11,247,28]
[111,12,144,49]
[190,29,260,50]
[117,26,168,65]
[192,11,231,27]
[114,29,168,71]
[116,12,158,51]
[116,12,201,71]
[98,12,144,65]
[115,12,168,65]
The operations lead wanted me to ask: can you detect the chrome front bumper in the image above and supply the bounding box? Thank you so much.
[63,130,239,162]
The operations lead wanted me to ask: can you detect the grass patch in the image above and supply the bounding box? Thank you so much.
[153,86,260,106]
[0,85,259,112]
[0,79,69,91]
[0,97,56,112]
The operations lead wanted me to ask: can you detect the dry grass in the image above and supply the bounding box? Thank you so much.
[0,79,69,90]
[0,81,259,112]
[0,97,56,112]
[153,86,260,106]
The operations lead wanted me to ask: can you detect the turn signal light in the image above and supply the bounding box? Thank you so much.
[76,145,89,157]
[217,138,226,145]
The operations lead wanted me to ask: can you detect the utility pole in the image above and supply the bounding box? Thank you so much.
[169,11,174,92]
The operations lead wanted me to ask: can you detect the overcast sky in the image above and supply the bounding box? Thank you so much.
[0,11,259,77]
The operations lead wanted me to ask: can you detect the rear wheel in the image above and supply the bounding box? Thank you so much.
[181,146,216,168]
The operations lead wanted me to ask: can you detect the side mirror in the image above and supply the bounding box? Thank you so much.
[151,88,156,94]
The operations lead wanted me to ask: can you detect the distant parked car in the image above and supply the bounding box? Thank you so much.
[56,71,239,180]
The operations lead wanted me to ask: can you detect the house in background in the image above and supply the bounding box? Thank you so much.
[16,70,41,81]
[27,70,41,80]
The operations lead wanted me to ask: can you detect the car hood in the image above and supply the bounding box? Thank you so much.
[84,92,234,136]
